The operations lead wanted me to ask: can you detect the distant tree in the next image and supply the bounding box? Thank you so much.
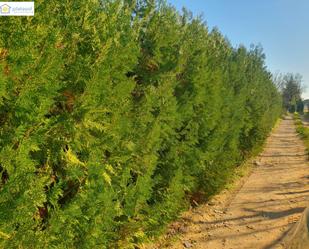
[296,100,304,113]
[280,73,304,112]
[272,72,285,90]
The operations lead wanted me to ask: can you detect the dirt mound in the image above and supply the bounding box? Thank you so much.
[287,207,309,249]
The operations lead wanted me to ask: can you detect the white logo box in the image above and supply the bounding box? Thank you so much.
[0,2,34,16]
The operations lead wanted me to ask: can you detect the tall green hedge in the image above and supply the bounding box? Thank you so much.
[0,1,282,248]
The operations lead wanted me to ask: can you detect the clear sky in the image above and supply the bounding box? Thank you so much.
[167,0,309,99]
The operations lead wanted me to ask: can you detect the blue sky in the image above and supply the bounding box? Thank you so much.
[167,0,309,99]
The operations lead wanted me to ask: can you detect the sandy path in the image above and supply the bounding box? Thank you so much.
[149,117,309,249]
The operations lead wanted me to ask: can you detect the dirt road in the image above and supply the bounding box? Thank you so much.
[149,117,309,249]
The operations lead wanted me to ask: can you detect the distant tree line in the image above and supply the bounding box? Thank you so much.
[274,73,305,113]
[0,0,282,248]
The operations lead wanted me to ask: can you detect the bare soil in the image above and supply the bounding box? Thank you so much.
[145,117,309,249]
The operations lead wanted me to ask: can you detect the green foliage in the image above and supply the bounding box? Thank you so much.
[277,73,304,112]
[294,113,309,151]
[0,1,282,248]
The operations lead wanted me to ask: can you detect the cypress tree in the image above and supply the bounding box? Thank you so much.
[0,1,282,248]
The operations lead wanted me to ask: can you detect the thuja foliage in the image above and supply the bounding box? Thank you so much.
[294,113,309,150]
[0,0,282,248]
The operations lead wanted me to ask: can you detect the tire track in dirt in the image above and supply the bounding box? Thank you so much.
[148,117,309,249]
